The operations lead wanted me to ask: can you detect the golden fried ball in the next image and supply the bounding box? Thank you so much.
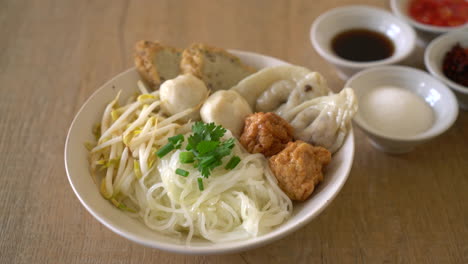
[240,112,294,157]
[268,140,331,201]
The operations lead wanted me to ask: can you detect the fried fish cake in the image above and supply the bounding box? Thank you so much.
[134,40,182,87]
[240,112,294,157]
[269,140,331,201]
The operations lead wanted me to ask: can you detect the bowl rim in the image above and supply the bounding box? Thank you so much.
[390,0,468,34]
[310,5,416,69]
[424,29,468,95]
[346,65,458,142]
[64,50,355,255]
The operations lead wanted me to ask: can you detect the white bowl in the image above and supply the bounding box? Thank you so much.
[391,0,468,40]
[310,5,416,79]
[64,50,355,254]
[346,65,458,154]
[425,29,468,110]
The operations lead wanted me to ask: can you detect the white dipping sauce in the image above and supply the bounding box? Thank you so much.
[360,86,434,137]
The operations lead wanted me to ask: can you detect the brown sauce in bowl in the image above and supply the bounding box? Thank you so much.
[331,29,394,62]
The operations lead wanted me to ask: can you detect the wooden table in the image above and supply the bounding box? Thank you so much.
[1,0,467,263]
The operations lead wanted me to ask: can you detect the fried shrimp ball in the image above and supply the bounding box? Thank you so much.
[240,112,294,157]
[269,141,331,201]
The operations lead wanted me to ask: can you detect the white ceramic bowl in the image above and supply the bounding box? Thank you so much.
[310,5,416,79]
[346,65,458,154]
[64,50,355,254]
[425,29,468,110]
[391,0,468,39]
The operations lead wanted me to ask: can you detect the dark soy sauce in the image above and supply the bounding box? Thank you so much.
[331,29,395,62]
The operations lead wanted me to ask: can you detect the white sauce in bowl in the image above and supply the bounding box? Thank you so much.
[360,86,434,137]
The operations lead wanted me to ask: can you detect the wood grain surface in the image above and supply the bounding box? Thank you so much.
[1,0,467,263]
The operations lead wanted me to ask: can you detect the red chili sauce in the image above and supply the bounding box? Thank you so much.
[442,44,468,87]
[409,0,468,27]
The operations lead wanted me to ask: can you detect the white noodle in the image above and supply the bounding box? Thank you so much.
[88,84,292,243]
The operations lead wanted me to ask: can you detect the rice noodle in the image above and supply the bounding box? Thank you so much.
[88,84,292,243]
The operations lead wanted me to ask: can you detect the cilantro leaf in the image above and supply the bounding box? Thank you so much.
[187,132,203,151]
[196,141,219,154]
[206,123,226,141]
[176,122,242,188]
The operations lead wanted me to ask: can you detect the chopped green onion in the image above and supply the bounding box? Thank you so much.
[173,122,242,183]
[200,156,217,167]
[168,134,184,149]
[156,143,175,158]
[225,156,241,170]
[179,151,194,163]
[175,168,189,177]
[197,178,204,191]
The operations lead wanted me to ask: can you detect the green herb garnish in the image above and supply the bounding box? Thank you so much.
[225,156,241,170]
[156,143,175,158]
[174,122,240,190]
[179,151,195,163]
[196,141,220,154]
[168,134,184,149]
[197,178,204,191]
[155,135,185,158]
[186,122,226,151]
[175,168,189,177]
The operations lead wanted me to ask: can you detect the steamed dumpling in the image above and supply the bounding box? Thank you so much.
[256,80,295,112]
[160,74,208,120]
[231,66,330,111]
[200,90,252,137]
[277,71,330,112]
[278,88,358,153]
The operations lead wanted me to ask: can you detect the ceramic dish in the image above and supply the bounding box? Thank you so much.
[310,5,416,79]
[390,0,467,38]
[64,50,355,254]
[425,29,468,110]
[346,65,458,154]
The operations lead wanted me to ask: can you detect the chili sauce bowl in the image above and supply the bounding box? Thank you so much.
[425,29,468,110]
[310,5,416,79]
[346,66,458,154]
[391,0,468,41]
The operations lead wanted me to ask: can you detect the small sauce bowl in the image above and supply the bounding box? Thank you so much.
[391,0,468,42]
[425,29,468,110]
[310,5,416,79]
[346,66,458,154]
